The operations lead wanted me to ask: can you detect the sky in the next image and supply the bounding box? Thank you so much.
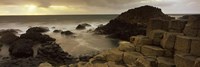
[0,0,199,15]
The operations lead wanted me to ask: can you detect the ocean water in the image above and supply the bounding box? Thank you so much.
[0,14,184,57]
[0,15,118,57]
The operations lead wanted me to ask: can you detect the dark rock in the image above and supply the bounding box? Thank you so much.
[76,25,86,30]
[0,33,19,45]
[0,57,42,67]
[53,30,62,33]
[37,42,75,66]
[9,39,35,58]
[26,27,49,33]
[0,29,21,36]
[81,23,91,27]
[20,32,56,43]
[95,5,173,40]
[61,31,74,35]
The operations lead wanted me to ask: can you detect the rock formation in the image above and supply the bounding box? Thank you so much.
[26,27,49,33]
[95,5,174,40]
[70,15,200,67]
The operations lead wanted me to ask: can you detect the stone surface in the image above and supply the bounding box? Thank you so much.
[9,39,35,58]
[175,35,199,53]
[0,33,19,45]
[161,32,183,50]
[174,54,197,67]
[141,45,164,56]
[134,35,152,45]
[61,31,74,35]
[149,30,166,45]
[194,58,200,67]
[26,27,49,33]
[190,39,200,56]
[147,18,169,36]
[118,41,135,52]
[38,62,53,67]
[157,57,175,67]
[123,52,143,65]
[136,56,157,67]
[168,20,187,33]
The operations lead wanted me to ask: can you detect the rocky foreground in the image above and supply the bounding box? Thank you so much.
[69,15,200,67]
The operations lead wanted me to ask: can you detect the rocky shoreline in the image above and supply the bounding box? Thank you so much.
[0,5,199,67]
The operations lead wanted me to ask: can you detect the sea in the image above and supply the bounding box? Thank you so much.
[0,14,184,57]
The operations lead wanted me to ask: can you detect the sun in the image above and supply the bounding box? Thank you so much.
[25,4,37,12]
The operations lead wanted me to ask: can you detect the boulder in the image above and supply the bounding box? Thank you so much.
[175,35,199,53]
[20,32,56,43]
[149,30,166,45]
[123,52,143,65]
[157,57,175,67]
[0,29,21,36]
[118,41,135,52]
[106,61,126,67]
[174,54,197,67]
[61,31,74,35]
[141,45,164,56]
[76,25,86,30]
[37,42,74,66]
[135,45,143,52]
[190,39,200,56]
[163,49,174,58]
[161,32,183,50]
[80,23,91,27]
[53,30,62,33]
[0,33,19,45]
[9,39,35,58]
[26,27,49,33]
[168,20,187,33]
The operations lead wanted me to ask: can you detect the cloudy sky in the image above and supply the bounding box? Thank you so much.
[0,0,199,15]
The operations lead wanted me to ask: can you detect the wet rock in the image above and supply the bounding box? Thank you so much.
[0,33,19,45]
[38,62,53,67]
[194,58,200,67]
[81,23,91,27]
[95,5,173,40]
[76,25,86,30]
[53,30,62,33]
[0,57,42,67]
[20,32,56,43]
[61,31,74,35]
[0,29,21,36]
[26,27,49,33]
[9,39,35,58]
[37,42,75,66]
[134,35,152,45]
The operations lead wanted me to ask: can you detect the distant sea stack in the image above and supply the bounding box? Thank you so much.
[95,5,174,40]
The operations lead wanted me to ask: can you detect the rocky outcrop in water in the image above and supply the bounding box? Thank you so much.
[61,31,74,35]
[76,23,91,30]
[20,32,56,43]
[36,42,75,66]
[26,27,49,33]
[95,5,174,40]
[9,39,35,58]
[0,29,21,36]
[0,33,19,45]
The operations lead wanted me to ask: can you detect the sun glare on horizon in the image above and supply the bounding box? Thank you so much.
[25,4,37,12]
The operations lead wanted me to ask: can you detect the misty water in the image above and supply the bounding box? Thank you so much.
[0,15,118,57]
